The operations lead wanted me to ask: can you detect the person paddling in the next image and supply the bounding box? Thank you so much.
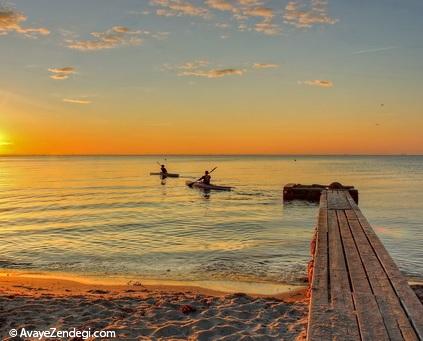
[199,170,211,185]
[160,164,168,175]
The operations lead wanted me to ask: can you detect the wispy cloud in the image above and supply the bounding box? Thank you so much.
[213,1,281,36]
[150,0,209,17]
[180,68,245,78]
[0,6,50,37]
[253,63,279,69]
[352,46,399,55]
[284,0,338,28]
[254,18,281,35]
[48,66,76,80]
[147,0,337,36]
[63,98,92,104]
[237,0,263,5]
[206,0,233,11]
[243,6,274,18]
[176,60,210,70]
[300,79,333,88]
[204,0,275,18]
[66,26,142,51]
[149,0,282,36]
[166,59,280,79]
[164,60,245,78]
[150,31,170,40]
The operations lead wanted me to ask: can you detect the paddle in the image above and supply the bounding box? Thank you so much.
[188,167,217,187]
[157,159,168,167]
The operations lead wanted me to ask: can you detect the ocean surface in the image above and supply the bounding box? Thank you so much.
[0,156,422,288]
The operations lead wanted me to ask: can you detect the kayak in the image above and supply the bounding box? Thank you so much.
[150,172,179,178]
[186,180,232,191]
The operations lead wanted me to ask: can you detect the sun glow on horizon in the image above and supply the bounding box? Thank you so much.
[0,132,12,148]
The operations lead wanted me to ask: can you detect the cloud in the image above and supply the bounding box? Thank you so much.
[179,68,245,78]
[148,0,282,35]
[237,0,263,5]
[219,3,281,35]
[48,66,76,80]
[300,79,333,88]
[206,0,233,11]
[48,66,75,74]
[284,0,338,28]
[167,60,244,78]
[352,46,399,55]
[206,1,278,24]
[177,60,210,70]
[50,74,70,80]
[243,6,274,18]
[253,63,279,69]
[63,98,92,104]
[67,26,142,51]
[0,7,50,37]
[151,0,208,17]
[254,18,281,35]
[167,59,280,78]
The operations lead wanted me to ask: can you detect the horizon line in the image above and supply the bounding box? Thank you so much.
[0,153,421,157]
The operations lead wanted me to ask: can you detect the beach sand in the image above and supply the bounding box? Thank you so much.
[0,274,309,340]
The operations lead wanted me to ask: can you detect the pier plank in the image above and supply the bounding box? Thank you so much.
[327,209,359,339]
[306,189,423,341]
[347,217,410,340]
[345,195,423,340]
[307,192,332,340]
[337,210,389,341]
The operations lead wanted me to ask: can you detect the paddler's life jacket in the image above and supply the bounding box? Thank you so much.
[202,174,211,184]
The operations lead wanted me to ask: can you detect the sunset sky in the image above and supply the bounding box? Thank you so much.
[1,0,423,155]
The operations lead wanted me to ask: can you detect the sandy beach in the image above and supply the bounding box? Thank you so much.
[0,273,309,340]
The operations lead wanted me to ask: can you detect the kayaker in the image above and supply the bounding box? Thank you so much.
[199,170,211,185]
[161,165,168,174]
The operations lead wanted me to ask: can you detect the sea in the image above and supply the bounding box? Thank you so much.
[0,156,422,293]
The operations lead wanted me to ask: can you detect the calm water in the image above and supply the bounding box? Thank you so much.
[0,156,422,286]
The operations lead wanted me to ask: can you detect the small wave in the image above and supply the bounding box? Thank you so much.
[0,259,34,269]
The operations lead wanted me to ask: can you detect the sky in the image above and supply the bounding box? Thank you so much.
[1,0,423,155]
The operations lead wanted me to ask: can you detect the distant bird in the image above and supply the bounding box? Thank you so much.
[380,103,384,107]
[375,123,380,126]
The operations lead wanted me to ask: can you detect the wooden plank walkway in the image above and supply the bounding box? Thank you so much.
[307,189,423,341]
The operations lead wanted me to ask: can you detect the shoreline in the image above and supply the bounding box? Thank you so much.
[0,269,306,297]
[0,272,309,340]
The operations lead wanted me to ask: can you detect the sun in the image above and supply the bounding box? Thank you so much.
[0,132,12,149]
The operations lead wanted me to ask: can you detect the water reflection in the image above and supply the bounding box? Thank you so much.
[0,155,422,283]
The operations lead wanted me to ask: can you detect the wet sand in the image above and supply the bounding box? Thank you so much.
[0,273,309,340]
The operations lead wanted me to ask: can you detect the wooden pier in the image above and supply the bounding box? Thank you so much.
[307,189,423,341]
